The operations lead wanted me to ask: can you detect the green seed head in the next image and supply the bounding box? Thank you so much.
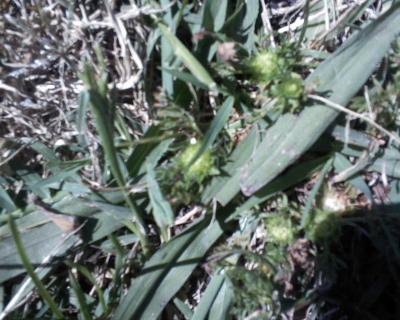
[177,141,214,183]
[275,73,304,99]
[247,51,280,84]
[265,215,294,246]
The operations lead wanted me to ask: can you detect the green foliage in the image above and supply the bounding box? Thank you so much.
[2,1,400,319]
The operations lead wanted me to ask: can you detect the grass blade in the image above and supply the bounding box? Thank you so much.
[69,272,92,320]
[146,164,174,239]
[81,62,149,253]
[192,271,225,320]
[113,216,223,319]
[158,23,217,91]
[208,277,234,320]
[8,215,64,319]
[188,96,234,167]
[301,158,333,227]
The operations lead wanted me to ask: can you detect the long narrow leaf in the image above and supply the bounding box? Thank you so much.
[0,185,16,212]
[8,215,64,319]
[208,277,234,320]
[81,64,149,251]
[146,164,174,234]
[158,24,217,91]
[113,217,223,319]
[189,96,234,167]
[191,271,225,320]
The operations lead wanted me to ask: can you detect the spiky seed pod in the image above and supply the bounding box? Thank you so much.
[177,141,214,184]
[247,51,281,84]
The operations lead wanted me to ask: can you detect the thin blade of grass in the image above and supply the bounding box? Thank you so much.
[301,158,333,227]
[188,96,234,167]
[158,23,217,91]
[113,216,223,320]
[208,277,234,320]
[146,164,174,238]
[160,0,174,95]
[192,271,225,320]
[7,215,64,319]
[81,63,149,252]
[69,272,92,320]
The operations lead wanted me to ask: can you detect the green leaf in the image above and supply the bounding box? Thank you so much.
[0,184,16,212]
[237,0,259,49]
[203,127,259,205]
[0,220,78,284]
[202,0,228,32]
[158,23,217,91]
[301,158,333,227]
[223,0,259,49]
[192,271,225,320]
[160,0,175,95]
[208,277,234,320]
[369,159,400,178]
[69,272,92,320]
[76,91,89,146]
[146,164,174,231]
[143,138,174,171]
[329,125,372,148]
[81,63,149,251]
[29,141,59,163]
[8,215,65,319]
[228,156,328,221]
[126,126,163,177]
[113,217,223,320]
[188,96,234,167]
[173,298,193,319]
[333,153,373,202]
[0,191,130,284]
[162,68,209,90]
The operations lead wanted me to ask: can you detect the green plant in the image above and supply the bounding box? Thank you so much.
[2,1,400,319]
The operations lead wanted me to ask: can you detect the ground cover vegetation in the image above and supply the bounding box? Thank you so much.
[1,0,400,319]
